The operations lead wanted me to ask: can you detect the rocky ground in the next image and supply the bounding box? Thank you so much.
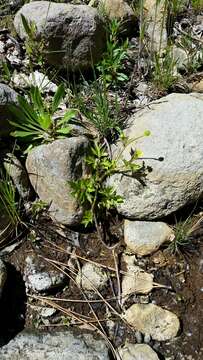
[0,1,203,360]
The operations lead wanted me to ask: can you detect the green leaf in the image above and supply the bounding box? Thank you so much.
[30,86,45,115]
[57,109,78,125]
[56,127,71,135]
[21,14,33,37]
[51,83,65,114]
[38,113,52,130]
[81,210,94,227]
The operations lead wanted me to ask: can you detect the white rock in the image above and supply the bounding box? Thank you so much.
[123,303,180,341]
[124,220,173,256]
[0,41,5,53]
[11,70,58,92]
[40,307,57,318]
[110,93,203,219]
[76,263,108,291]
[24,255,66,293]
[122,255,154,299]
[118,343,159,360]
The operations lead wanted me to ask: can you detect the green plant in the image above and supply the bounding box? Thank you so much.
[9,84,78,152]
[96,18,129,85]
[0,60,12,82]
[0,171,20,244]
[72,79,121,140]
[191,0,203,11]
[168,202,203,255]
[31,200,48,219]
[21,14,45,67]
[176,32,203,74]
[152,46,178,91]
[70,130,150,231]
[168,216,194,254]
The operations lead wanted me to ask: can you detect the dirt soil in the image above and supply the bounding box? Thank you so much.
[0,214,202,360]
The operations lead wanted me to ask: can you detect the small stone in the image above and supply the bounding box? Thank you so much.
[118,343,159,360]
[192,78,203,93]
[24,255,66,293]
[124,220,173,256]
[0,41,5,54]
[172,45,188,71]
[122,255,154,299]
[40,307,57,318]
[99,0,137,34]
[123,303,180,341]
[6,54,22,66]
[11,71,58,93]
[76,263,108,291]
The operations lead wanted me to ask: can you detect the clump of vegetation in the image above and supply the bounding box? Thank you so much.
[0,171,21,245]
[9,84,78,152]
[176,31,203,74]
[191,0,203,12]
[168,213,198,254]
[21,14,46,68]
[0,60,12,83]
[152,46,178,91]
[96,18,129,85]
[70,130,150,236]
[72,79,121,140]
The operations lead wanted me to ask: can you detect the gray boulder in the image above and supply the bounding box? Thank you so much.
[26,137,89,226]
[14,1,106,71]
[0,84,18,136]
[110,93,203,219]
[0,330,110,360]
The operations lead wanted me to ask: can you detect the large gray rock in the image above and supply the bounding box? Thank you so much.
[110,93,203,219]
[14,1,106,71]
[26,137,89,226]
[0,84,18,136]
[0,330,110,360]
